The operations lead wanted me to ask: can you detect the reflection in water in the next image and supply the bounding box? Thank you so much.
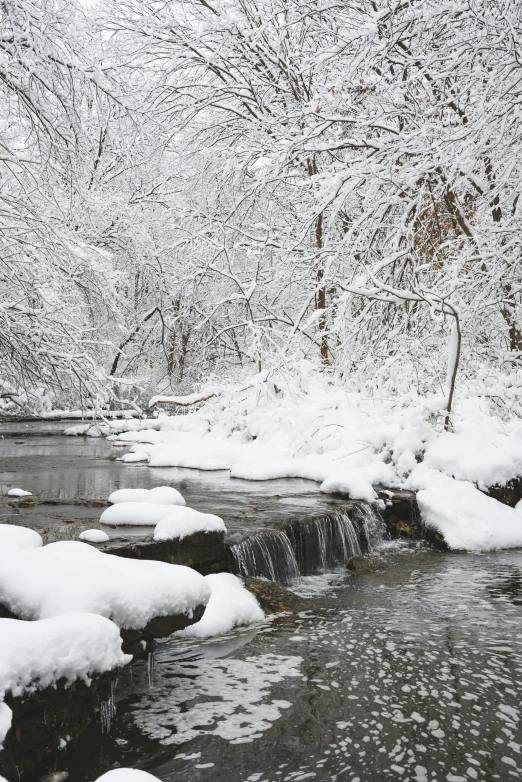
[4,426,522,782]
[131,652,302,746]
[67,549,522,782]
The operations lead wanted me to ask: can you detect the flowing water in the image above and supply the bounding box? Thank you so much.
[2,423,522,782]
[62,545,522,782]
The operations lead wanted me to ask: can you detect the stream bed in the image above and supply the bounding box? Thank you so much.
[1,423,522,782]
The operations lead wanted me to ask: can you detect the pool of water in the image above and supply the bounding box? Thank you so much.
[0,425,355,542]
[62,544,522,782]
[3,423,522,782]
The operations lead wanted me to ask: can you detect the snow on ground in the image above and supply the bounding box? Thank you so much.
[0,612,130,748]
[78,529,110,543]
[89,366,522,552]
[180,573,264,639]
[95,770,159,781]
[0,540,210,630]
[416,473,522,551]
[154,507,226,541]
[6,488,32,498]
[64,417,161,437]
[108,487,185,506]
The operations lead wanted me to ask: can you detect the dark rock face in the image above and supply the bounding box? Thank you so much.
[97,530,228,575]
[484,476,522,508]
[242,576,306,614]
[378,491,448,551]
[0,672,116,781]
[0,600,207,780]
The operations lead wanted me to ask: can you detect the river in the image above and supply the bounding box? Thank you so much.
[1,422,522,782]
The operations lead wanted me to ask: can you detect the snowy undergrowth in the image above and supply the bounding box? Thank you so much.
[93,364,522,552]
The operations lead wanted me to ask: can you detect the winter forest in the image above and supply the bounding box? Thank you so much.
[2,2,522,781]
[2,0,521,417]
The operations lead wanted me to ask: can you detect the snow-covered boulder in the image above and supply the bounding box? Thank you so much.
[95,770,159,781]
[78,529,110,543]
[180,573,264,639]
[108,486,184,505]
[0,525,42,550]
[100,502,186,526]
[417,475,522,551]
[0,541,210,634]
[6,488,32,498]
[0,612,130,749]
[154,507,226,542]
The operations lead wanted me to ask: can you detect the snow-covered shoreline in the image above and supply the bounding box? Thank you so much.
[68,369,522,553]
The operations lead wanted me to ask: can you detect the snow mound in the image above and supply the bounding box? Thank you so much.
[424,430,522,490]
[417,475,522,551]
[79,529,110,543]
[101,502,183,526]
[95,770,159,781]
[320,470,379,502]
[108,486,185,506]
[0,541,210,630]
[0,524,43,549]
[0,613,130,698]
[180,573,264,639]
[7,488,32,498]
[154,507,226,542]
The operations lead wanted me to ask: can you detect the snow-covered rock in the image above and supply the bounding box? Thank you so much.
[78,529,110,543]
[417,475,522,551]
[0,613,130,698]
[0,612,130,748]
[180,573,264,639]
[100,502,185,526]
[154,507,226,542]
[0,540,210,630]
[7,488,32,498]
[0,524,42,550]
[95,770,159,781]
[108,486,185,506]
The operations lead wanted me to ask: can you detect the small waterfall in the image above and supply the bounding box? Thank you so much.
[232,530,300,584]
[352,503,386,550]
[291,513,363,575]
[231,505,384,584]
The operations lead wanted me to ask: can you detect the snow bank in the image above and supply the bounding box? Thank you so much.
[153,507,226,541]
[105,367,522,552]
[100,502,185,526]
[0,524,42,549]
[6,488,32,498]
[95,770,159,781]
[180,573,264,639]
[108,487,185,506]
[0,541,210,630]
[79,529,110,543]
[417,474,522,551]
[64,418,160,437]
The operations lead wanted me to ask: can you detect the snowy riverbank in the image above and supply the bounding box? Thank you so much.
[67,367,522,552]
